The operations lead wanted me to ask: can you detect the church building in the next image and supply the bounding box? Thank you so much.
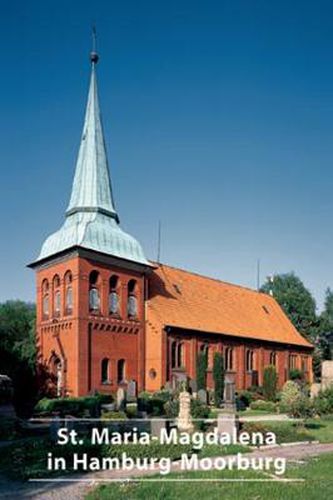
[29,48,313,398]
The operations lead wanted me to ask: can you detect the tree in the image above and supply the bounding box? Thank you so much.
[261,273,317,340]
[0,301,37,416]
[317,288,333,360]
[196,351,207,391]
[263,365,278,401]
[213,352,225,407]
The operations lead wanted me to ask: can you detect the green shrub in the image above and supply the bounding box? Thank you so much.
[314,385,333,415]
[196,351,207,391]
[103,442,193,461]
[0,417,17,440]
[213,352,225,408]
[237,390,252,409]
[34,395,104,417]
[241,421,314,444]
[246,385,264,400]
[279,380,311,418]
[101,411,127,420]
[289,368,304,381]
[249,400,277,412]
[263,365,278,401]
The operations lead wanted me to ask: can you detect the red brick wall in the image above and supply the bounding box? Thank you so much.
[36,254,146,397]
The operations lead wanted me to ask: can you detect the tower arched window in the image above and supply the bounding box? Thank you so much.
[127,279,138,318]
[64,271,73,315]
[109,275,119,315]
[225,347,234,371]
[42,279,49,320]
[53,274,61,317]
[89,271,100,313]
[101,358,110,384]
[117,359,126,383]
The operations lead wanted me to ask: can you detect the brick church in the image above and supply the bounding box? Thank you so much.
[29,49,313,398]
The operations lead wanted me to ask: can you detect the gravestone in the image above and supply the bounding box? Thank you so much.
[189,379,197,395]
[224,375,236,411]
[322,361,333,390]
[177,390,194,433]
[217,411,238,438]
[116,387,126,410]
[198,389,207,404]
[151,418,167,438]
[127,380,137,402]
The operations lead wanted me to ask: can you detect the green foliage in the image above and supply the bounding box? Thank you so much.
[196,351,207,391]
[275,378,313,419]
[104,442,193,462]
[249,400,277,413]
[263,365,278,401]
[0,301,37,416]
[314,385,333,415]
[241,421,314,444]
[34,394,108,417]
[237,390,253,408]
[260,273,316,339]
[0,416,18,440]
[101,411,127,420]
[289,368,304,381]
[213,352,225,408]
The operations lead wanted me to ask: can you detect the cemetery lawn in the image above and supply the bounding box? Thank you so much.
[86,452,333,500]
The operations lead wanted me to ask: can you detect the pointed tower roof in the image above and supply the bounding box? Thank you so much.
[66,55,119,222]
[31,45,150,267]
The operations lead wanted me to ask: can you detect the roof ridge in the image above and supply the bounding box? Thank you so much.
[152,261,265,297]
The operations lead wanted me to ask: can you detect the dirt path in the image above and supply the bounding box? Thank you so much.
[1,442,333,500]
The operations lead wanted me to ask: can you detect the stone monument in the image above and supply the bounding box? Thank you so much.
[116,387,126,410]
[176,390,194,433]
[322,361,333,390]
[223,375,236,412]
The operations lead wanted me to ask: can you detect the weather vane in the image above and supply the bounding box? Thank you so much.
[90,25,99,64]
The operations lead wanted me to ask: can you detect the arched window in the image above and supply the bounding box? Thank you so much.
[89,271,100,312]
[101,358,110,384]
[177,342,183,368]
[117,359,126,383]
[225,347,234,371]
[289,354,297,370]
[109,275,119,315]
[42,279,49,319]
[270,352,277,366]
[127,279,138,318]
[246,349,254,371]
[64,271,73,315]
[53,275,61,317]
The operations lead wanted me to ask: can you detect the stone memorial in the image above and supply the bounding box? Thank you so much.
[127,379,137,402]
[198,389,207,404]
[310,383,321,399]
[189,379,197,395]
[224,375,236,411]
[177,390,194,433]
[116,387,126,410]
[217,411,238,437]
[151,418,167,438]
[322,361,333,390]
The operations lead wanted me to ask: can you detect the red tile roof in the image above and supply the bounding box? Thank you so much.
[147,263,312,348]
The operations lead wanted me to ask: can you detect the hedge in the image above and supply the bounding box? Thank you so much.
[34,394,113,417]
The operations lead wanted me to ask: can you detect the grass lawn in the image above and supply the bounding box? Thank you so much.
[260,416,333,444]
[86,452,333,500]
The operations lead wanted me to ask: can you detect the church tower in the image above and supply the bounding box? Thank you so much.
[29,46,152,397]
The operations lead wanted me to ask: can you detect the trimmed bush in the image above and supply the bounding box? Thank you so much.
[249,400,277,413]
[213,352,225,408]
[279,380,313,418]
[34,394,108,417]
[263,365,278,401]
[289,368,304,381]
[196,351,207,391]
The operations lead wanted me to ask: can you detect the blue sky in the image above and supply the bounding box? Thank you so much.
[0,0,332,310]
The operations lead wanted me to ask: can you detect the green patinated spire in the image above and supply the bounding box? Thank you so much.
[32,43,150,267]
[66,52,119,222]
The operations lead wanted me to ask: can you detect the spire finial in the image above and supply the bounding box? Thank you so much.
[90,25,99,64]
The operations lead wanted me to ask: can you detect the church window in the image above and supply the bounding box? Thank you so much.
[101,358,110,384]
[42,279,49,319]
[117,359,126,383]
[270,351,277,366]
[89,271,100,312]
[246,349,254,371]
[64,271,73,315]
[109,275,119,315]
[127,279,138,318]
[53,275,61,317]
[171,340,184,369]
[225,347,234,371]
